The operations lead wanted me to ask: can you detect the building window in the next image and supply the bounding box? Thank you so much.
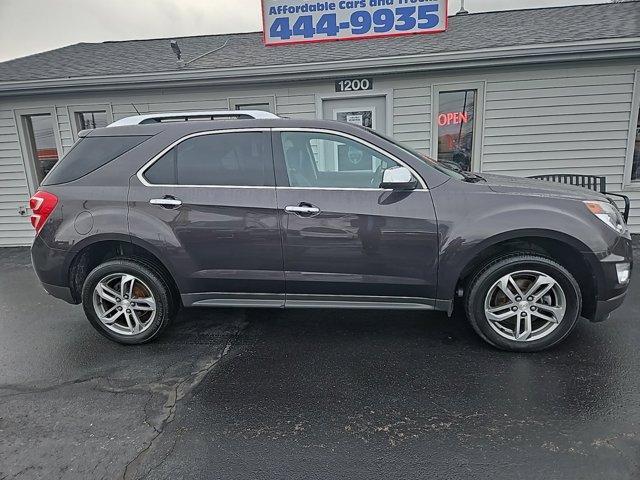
[75,111,108,131]
[229,97,275,113]
[436,89,477,172]
[23,114,59,185]
[631,108,640,182]
[235,103,272,112]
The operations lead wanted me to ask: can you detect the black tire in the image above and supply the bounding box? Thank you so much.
[465,253,582,352]
[81,258,175,345]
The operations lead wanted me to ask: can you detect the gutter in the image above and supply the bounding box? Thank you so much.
[0,38,639,97]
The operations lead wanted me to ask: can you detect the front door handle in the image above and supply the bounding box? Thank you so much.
[150,196,182,209]
[285,204,321,216]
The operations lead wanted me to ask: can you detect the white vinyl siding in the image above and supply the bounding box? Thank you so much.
[482,67,637,227]
[276,94,316,119]
[393,85,431,155]
[0,109,33,246]
[56,106,74,154]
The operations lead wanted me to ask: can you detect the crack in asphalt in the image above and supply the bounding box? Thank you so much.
[0,317,247,480]
[0,374,118,398]
[121,320,247,480]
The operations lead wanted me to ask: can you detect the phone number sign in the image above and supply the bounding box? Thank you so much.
[261,0,448,46]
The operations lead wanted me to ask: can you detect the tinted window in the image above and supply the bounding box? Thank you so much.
[280,132,401,189]
[145,149,176,184]
[143,132,272,186]
[43,136,149,185]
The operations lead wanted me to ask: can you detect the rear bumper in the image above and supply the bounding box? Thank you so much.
[31,236,77,304]
[41,281,76,304]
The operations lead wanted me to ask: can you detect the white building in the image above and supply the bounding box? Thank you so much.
[0,2,639,246]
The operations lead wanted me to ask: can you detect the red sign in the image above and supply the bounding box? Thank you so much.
[438,112,469,127]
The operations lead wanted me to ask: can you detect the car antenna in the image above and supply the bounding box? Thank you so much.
[131,103,141,115]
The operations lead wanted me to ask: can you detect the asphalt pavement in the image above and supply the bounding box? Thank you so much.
[1,243,639,480]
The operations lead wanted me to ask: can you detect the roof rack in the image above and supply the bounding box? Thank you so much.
[108,110,279,127]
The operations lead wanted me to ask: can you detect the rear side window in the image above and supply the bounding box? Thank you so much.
[143,132,273,186]
[43,136,150,185]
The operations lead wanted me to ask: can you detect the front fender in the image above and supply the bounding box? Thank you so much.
[431,185,615,301]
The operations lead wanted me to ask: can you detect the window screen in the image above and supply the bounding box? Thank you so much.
[143,132,273,186]
[43,136,149,185]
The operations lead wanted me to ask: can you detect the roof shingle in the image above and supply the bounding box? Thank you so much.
[0,2,638,83]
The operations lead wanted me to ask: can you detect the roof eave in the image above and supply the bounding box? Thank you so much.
[0,38,638,97]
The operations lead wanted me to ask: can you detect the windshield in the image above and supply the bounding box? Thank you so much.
[365,128,467,181]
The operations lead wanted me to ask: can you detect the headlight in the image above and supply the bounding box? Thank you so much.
[584,200,627,234]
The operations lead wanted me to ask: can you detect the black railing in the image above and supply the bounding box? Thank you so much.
[528,174,630,222]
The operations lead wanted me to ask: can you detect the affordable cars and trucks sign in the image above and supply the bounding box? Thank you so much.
[262,0,448,46]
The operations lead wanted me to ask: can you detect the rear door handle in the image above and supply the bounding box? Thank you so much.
[150,196,182,209]
[285,204,321,216]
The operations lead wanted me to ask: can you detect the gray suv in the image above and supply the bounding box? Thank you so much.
[30,117,633,352]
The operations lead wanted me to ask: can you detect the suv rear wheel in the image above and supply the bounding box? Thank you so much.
[81,259,175,345]
[465,254,582,352]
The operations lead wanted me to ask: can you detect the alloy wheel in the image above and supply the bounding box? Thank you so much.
[92,273,157,336]
[483,270,567,342]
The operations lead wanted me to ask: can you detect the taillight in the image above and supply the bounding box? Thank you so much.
[29,191,58,234]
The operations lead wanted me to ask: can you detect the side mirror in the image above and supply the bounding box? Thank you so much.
[380,166,418,190]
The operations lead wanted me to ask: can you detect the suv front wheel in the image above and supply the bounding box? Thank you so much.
[81,259,175,345]
[465,254,582,352]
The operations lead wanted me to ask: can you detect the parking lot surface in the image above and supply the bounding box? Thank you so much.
[1,244,639,480]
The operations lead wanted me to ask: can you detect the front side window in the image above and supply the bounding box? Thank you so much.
[23,114,59,184]
[76,111,108,131]
[631,108,640,182]
[143,131,272,186]
[280,132,401,189]
[436,90,477,172]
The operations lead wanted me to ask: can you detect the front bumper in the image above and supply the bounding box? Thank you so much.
[585,234,633,322]
[592,291,628,323]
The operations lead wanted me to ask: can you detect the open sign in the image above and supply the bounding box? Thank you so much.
[438,112,469,127]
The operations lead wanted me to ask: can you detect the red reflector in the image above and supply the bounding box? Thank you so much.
[29,191,58,234]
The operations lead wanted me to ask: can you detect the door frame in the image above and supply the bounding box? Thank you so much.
[13,106,64,196]
[430,81,486,173]
[315,90,394,134]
